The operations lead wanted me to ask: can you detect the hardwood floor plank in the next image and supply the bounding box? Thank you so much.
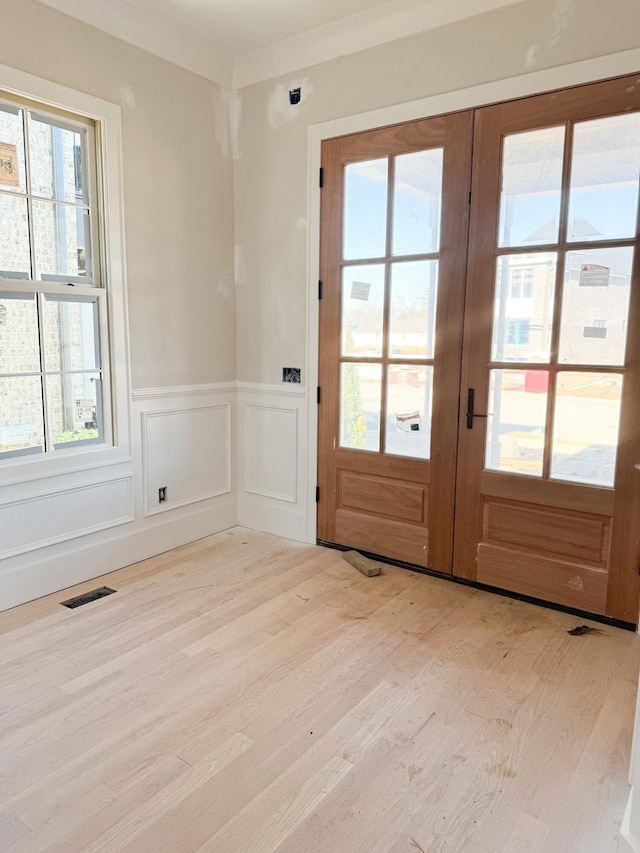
[0,527,637,853]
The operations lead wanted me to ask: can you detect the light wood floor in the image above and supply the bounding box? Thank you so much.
[1,528,639,853]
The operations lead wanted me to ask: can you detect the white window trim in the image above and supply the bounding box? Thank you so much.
[0,64,131,486]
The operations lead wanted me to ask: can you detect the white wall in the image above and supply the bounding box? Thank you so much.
[1,0,237,389]
[233,0,640,385]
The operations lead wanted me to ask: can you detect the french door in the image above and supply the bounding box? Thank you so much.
[317,112,473,570]
[318,74,640,621]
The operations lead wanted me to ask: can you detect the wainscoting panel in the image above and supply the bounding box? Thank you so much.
[142,403,231,516]
[1,379,315,611]
[0,475,134,560]
[237,383,309,542]
[244,404,297,502]
[0,383,238,611]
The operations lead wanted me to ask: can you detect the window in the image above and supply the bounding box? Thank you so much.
[0,94,108,459]
[583,318,608,339]
[506,318,531,345]
[0,64,129,480]
[509,268,534,299]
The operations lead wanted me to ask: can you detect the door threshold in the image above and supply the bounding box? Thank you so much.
[318,539,636,632]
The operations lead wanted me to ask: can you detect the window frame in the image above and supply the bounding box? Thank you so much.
[0,64,131,486]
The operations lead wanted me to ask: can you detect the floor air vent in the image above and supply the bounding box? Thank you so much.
[61,587,116,609]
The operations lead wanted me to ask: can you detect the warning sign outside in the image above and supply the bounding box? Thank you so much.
[579,264,609,287]
[74,399,93,423]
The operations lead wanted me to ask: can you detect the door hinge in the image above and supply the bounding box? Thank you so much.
[468,190,472,204]
[318,280,322,300]
[319,167,324,188]
[316,485,320,503]
[317,386,321,404]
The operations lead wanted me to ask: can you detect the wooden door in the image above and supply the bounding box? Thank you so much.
[454,75,640,621]
[318,113,473,569]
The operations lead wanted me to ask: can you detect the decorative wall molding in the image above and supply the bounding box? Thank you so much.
[132,382,237,401]
[36,0,233,88]
[0,474,134,560]
[141,403,232,517]
[237,384,310,543]
[236,381,307,398]
[0,381,239,610]
[243,403,298,503]
[232,0,528,89]
[35,0,529,90]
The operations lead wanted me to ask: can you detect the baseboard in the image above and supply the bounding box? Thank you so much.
[0,499,237,611]
[619,791,639,853]
[237,498,307,542]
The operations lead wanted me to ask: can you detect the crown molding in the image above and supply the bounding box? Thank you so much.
[232,0,529,89]
[36,0,233,88]
[35,0,529,91]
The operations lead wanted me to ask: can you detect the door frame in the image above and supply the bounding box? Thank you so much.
[304,49,640,571]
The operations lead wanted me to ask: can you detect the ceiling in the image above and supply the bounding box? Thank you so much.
[122,0,394,56]
[35,0,527,89]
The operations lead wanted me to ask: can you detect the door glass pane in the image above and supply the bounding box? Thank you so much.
[558,247,633,366]
[28,113,87,204]
[341,265,385,357]
[0,103,27,194]
[392,149,443,256]
[389,260,438,360]
[0,376,44,454]
[340,363,381,451]
[567,113,640,243]
[43,296,100,372]
[47,372,101,445]
[491,253,557,362]
[385,365,432,459]
[0,293,40,373]
[33,201,91,280]
[0,194,30,277]
[498,126,565,248]
[551,372,622,487]
[343,158,388,260]
[486,369,548,476]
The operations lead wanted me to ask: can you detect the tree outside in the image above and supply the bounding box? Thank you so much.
[340,327,366,449]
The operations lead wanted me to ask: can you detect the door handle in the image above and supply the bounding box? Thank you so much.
[466,388,488,429]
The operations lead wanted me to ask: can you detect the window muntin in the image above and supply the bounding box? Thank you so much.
[488,111,639,487]
[339,148,444,459]
[0,93,106,460]
[0,101,95,285]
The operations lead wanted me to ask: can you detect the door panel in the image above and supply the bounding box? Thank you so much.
[318,112,473,570]
[454,75,640,621]
[476,545,609,614]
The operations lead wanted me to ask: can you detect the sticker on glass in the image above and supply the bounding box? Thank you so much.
[579,264,609,287]
[395,410,421,432]
[350,280,371,301]
[0,142,19,187]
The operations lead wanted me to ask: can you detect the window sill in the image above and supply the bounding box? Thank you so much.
[0,442,133,488]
